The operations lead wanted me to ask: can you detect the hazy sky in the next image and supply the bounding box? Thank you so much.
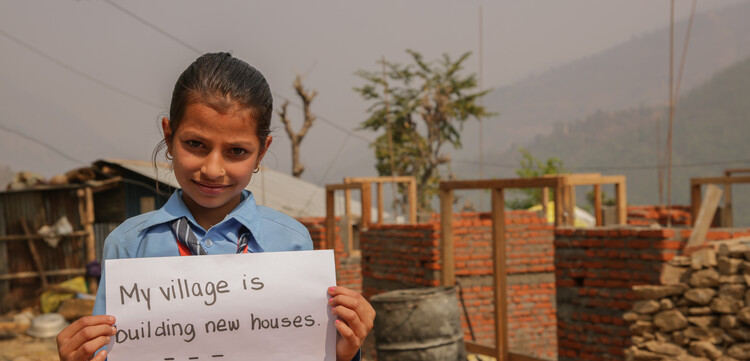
[0,0,744,185]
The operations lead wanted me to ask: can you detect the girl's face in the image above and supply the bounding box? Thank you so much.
[162,102,271,220]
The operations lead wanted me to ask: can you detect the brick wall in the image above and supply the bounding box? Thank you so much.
[361,211,557,360]
[555,226,750,361]
[299,217,362,293]
[627,205,692,227]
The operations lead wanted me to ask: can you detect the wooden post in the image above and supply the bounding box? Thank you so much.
[686,184,723,249]
[78,187,98,293]
[0,205,7,312]
[594,184,603,226]
[615,180,627,225]
[440,188,455,286]
[360,183,372,230]
[690,183,702,225]
[408,178,417,223]
[723,170,733,227]
[541,187,549,220]
[343,188,353,252]
[491,187,508,360]
[21,219,48,288]
[567,185,576,226]
[376,182,384,224]
[554,180,565,226]
[325,188,335,250]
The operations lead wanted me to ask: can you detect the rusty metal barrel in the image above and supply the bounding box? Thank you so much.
[371,286,467,361]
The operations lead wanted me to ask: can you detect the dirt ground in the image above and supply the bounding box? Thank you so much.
[0,334,58,361]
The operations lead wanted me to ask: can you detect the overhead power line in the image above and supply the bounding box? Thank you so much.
[0,28,162,109]
[457,158,750,172]
[101,0,374,145]
[0,123,86,165]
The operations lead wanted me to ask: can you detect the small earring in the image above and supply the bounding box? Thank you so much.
[253,166,260,174]
[165,152,173,161]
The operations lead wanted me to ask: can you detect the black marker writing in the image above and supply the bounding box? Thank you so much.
[119,283,151,310]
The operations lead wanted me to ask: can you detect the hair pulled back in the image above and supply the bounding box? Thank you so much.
[154,52,273,164]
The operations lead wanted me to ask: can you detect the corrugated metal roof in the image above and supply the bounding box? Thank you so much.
[100,159,361,219]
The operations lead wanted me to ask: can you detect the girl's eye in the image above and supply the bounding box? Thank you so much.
[230,148,247,156]
[187,140,202,148]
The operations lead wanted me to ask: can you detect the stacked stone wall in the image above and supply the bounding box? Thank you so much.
[556,226,750,361]
[625,238,750,361]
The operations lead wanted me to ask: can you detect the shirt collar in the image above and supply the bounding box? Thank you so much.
[137,190,264,250]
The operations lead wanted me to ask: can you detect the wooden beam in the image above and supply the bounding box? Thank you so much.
[325,189,335,250]
[465,342,495,356]
[81,187,98,292]
[541,187,549,219]
[724,183,733,227]
[21,219,48,287]
[567,186,576,226]
[554,182,565,226]
[690,183,702,225]
[724,168,750,176]
[594,184,603,226]
[344,188,352,252]
[509,353,547,361]
[326,183,362,191]
[408,178,418,224]
[491,187,509,360]
[376,182,384,225]
[360,183,372,230]
[343,176,415,184]
[686,184,723,249]
[465,343,545,361]
[0,268,86,281]
[691,175,750,186]
[615,179,627,225]
[560,173,603,186]
[440,177,559,191]
[440,188,455,286]
[0,230,89,242]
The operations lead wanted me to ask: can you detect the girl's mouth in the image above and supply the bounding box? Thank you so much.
[193,180,230,195]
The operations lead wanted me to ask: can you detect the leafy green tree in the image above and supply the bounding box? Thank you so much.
[355,50,492,212]
[507,148,565,209]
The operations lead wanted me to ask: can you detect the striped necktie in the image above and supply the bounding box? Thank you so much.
[170,217,252,255]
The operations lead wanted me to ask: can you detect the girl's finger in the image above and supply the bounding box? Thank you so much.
[91,349,108,361]
[58,315,115,342]
[332,306,367,338]
[59,323,116,357]
[335,319,361,348]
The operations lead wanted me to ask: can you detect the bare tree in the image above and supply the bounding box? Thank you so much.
[278,75,317,178]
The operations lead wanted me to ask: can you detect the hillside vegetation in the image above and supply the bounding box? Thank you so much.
[498,54,750,225]
[455,0,750,167]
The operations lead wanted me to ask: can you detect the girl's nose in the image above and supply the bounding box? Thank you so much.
[201,153,225,180]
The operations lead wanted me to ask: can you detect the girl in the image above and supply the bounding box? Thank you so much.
[56,52,374,361]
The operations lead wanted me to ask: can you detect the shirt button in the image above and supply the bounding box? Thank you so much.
[205,239,213,247]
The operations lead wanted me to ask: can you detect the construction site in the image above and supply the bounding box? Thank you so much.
[2,1,750,361]
[1,163,749,360]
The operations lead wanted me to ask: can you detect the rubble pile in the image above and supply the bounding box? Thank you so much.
[626,242,750,361]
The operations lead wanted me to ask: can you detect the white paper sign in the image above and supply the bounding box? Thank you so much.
[105,250,337,361]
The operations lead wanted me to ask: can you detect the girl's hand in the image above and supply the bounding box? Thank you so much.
[57,315,117,361]
[328,286,375,361]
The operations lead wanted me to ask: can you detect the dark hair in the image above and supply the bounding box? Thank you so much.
[153,52,273,164]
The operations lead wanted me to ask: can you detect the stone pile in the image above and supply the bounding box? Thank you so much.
[625,241,750,361]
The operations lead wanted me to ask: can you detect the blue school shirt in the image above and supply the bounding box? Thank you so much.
[92,190,361,360]
[93,189,313,315]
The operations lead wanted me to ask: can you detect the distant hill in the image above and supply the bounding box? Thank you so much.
[495,54,750,225]
[455,0,750,169]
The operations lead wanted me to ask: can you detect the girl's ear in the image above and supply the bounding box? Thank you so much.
[256,136,273,166]
[161,117,173,154]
